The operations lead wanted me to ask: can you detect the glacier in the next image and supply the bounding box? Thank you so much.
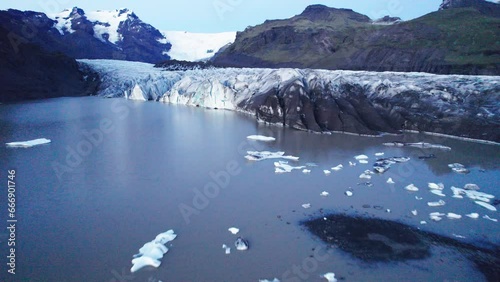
[79,59,500,142]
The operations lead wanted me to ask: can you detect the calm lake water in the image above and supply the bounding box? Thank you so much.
[0,97,499,282]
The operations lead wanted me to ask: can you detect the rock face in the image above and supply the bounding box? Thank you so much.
[213,2,500,75]
[79,59,500,142]
[0,7,171,63]
[0,26,99,103]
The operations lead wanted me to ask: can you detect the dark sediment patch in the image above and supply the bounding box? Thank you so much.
[303,214,500,281]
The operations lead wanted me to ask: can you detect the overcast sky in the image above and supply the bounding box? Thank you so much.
[0,0,467,32]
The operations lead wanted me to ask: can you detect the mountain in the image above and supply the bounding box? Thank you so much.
[0,25,98,103]
[0,7,171,63]
[161,31,236,61]
[79,59,500,142]
[213,2,500,75]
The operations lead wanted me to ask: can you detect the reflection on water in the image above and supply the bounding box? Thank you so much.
[0,97,498,282]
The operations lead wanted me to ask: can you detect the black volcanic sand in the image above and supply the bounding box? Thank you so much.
[303,214,500,281]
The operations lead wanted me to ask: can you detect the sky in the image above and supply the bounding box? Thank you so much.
[0,0,479,32]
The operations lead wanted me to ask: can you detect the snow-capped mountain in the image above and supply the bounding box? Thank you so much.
[161,31,236,61]
[79,59,500,142]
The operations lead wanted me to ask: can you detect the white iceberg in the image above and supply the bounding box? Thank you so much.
[447,213,462,219]
[345,191,353,197]
[259,279,280,282]
[302,203,311,209]
[349,161,356,166]
[228,227,239,235]
[246,135,276,142]
[6,138,51,148]
[302,169,311,174]
[359,173,372,179]
[405,184,419,192]
[323,272,338,282]
[483,215,498,222]
[354,154,369,160]
[235,237,249,251]
[430,190,446,197]
[451,187,494,203]
[448,163,470,174]
[428,183,444,190]
[420,221,427,224]
[464,183,480,190]
[331,164,343,171]
[428,200,446,207]
[320,191,329,197]
[465,213,479,219]
[375,152,385,156]
[274,161,305,173]
[131,229,177,273]
[222,244,231,254]
[411,210,418,216]
[387,178,395,184]
[475,201,497,211]
[358,160,369,164]
[384,142,451,150]
[323,170,331,175]
[246,151,299,161]
[429,212,445,221]
[415,196,423,200]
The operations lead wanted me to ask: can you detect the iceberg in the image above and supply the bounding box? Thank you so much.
[404,184,419,192]
[430,190,446,197]
[373,156,410,174]
[451,187,494,203]
[359,173,372,179]
[387,178,395,184]
[6,138,51,148]
[345,191,353,197]
[448,163,470,174]
[131,229,177,273]
[323,170,331,175]
[228,227,239,235]
[323,272,338,282]
[320,191,329,197]
[464,183,480,190]
[383,142,451,150]
[222,244,231,254]
[483,215,498,222]
[428,183,444,190]
[375,152,385,156]
[411,210,418,216]
[274,161,305,173]
[447,213,462,219]
[465,213,479,219]
[259,279,280,282]
[245,151,299,161]
[246,135,276,142]
[331,164,343,171]
[475,201,497,211]
[354,155,369,160]
[358,160,369,164]
[428,200,446,207]
[235,237,249,251]
[302,169,311,174]
[302,203,311,209]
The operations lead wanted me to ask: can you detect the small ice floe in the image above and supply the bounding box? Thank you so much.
[375,152,385,156]
[430,212,445,221]
[466,213,479,219]
[386,209,391,213]
[420,221,427,225]
[354,155,369,160]
[474,201,497,211]
[415,196,423,200]
[246,151,299,161]
[359,173,372,179]
[453,234,466,239]
[357,181,373,187]
[373,157,410,174]
[483,215,498,222]
[275,168,286,174]
[235,237,249,251]
[387,178,395,184]
[322,272,338,282]
[320,191,330,197]
[131,230,177,273]
[464,183,480,190]
[428,183,444,190]
[405,184,419,192]
[228,228,240,235]
[246,135,276,142]
[430,190,446,197]
[259,278,280,282]
[6,138,51,148]
[349,161,356,166]
[345,191,353,197]
[331,164,343,171]
[384,142,451,150]
[428,200,446,207]
[323,170,331,175]
[222,244,231,254]
[411,210,418,216]
[302,169,311,174]
[451,187,494,203]
[359,160,369,164]
[274,161,306,173]
[302,203,311,209]
[448,163,470,174]
[447,213,462,219]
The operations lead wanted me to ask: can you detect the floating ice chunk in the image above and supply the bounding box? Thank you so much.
[420,221,427,225]
[323,170,331,175]
[411,210,418,216]
[320,191,329,197]
[154,230,177,244]
[323,272,338,282]
[302,169,311,174]
[222,244,231,254]
[430,212,445,217]
[405,142,451,150]
[428,183,444,190]
[275,168,286,174]
[359,173,372,179]
[349,161,356,166]
[430,190,446,197]
[331,164,343,171]
[359,160,369,164]
[345,191,353,197]
[274,161,306,173]
[387,178,395,184]
[415,196,423,200]
[373,157,410,174]
[452,187,494,202]
[447,213,462,219]
[464,183,480,190]
[430,214,443,221]
[453,234,466,239]
[386,209,391,213]
[475,201,497,211]
[302,203,311,209]
[246,135,276,142]
[405,184,419,192]
[483,215,498,222]
[228,228,239,235]
[130,256,161,273]
[259,279,280,282]
[448,163,470,174]
[355,155,369,160]
[466,213,479,219]
[246,151,299,161]
[6,138,51,148]
[375,152,385,156]
[138,242,168,260]
[428,200,446,207]
[235,237,249,251]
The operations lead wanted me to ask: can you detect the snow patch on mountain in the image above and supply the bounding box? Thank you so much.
[51,9,75,35]
[161,31,236,61]
[86,9,133,44]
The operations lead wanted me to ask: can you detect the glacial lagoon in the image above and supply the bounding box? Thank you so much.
[0,97,499,281]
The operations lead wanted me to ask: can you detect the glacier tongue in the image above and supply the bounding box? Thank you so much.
[79,59,500,142]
